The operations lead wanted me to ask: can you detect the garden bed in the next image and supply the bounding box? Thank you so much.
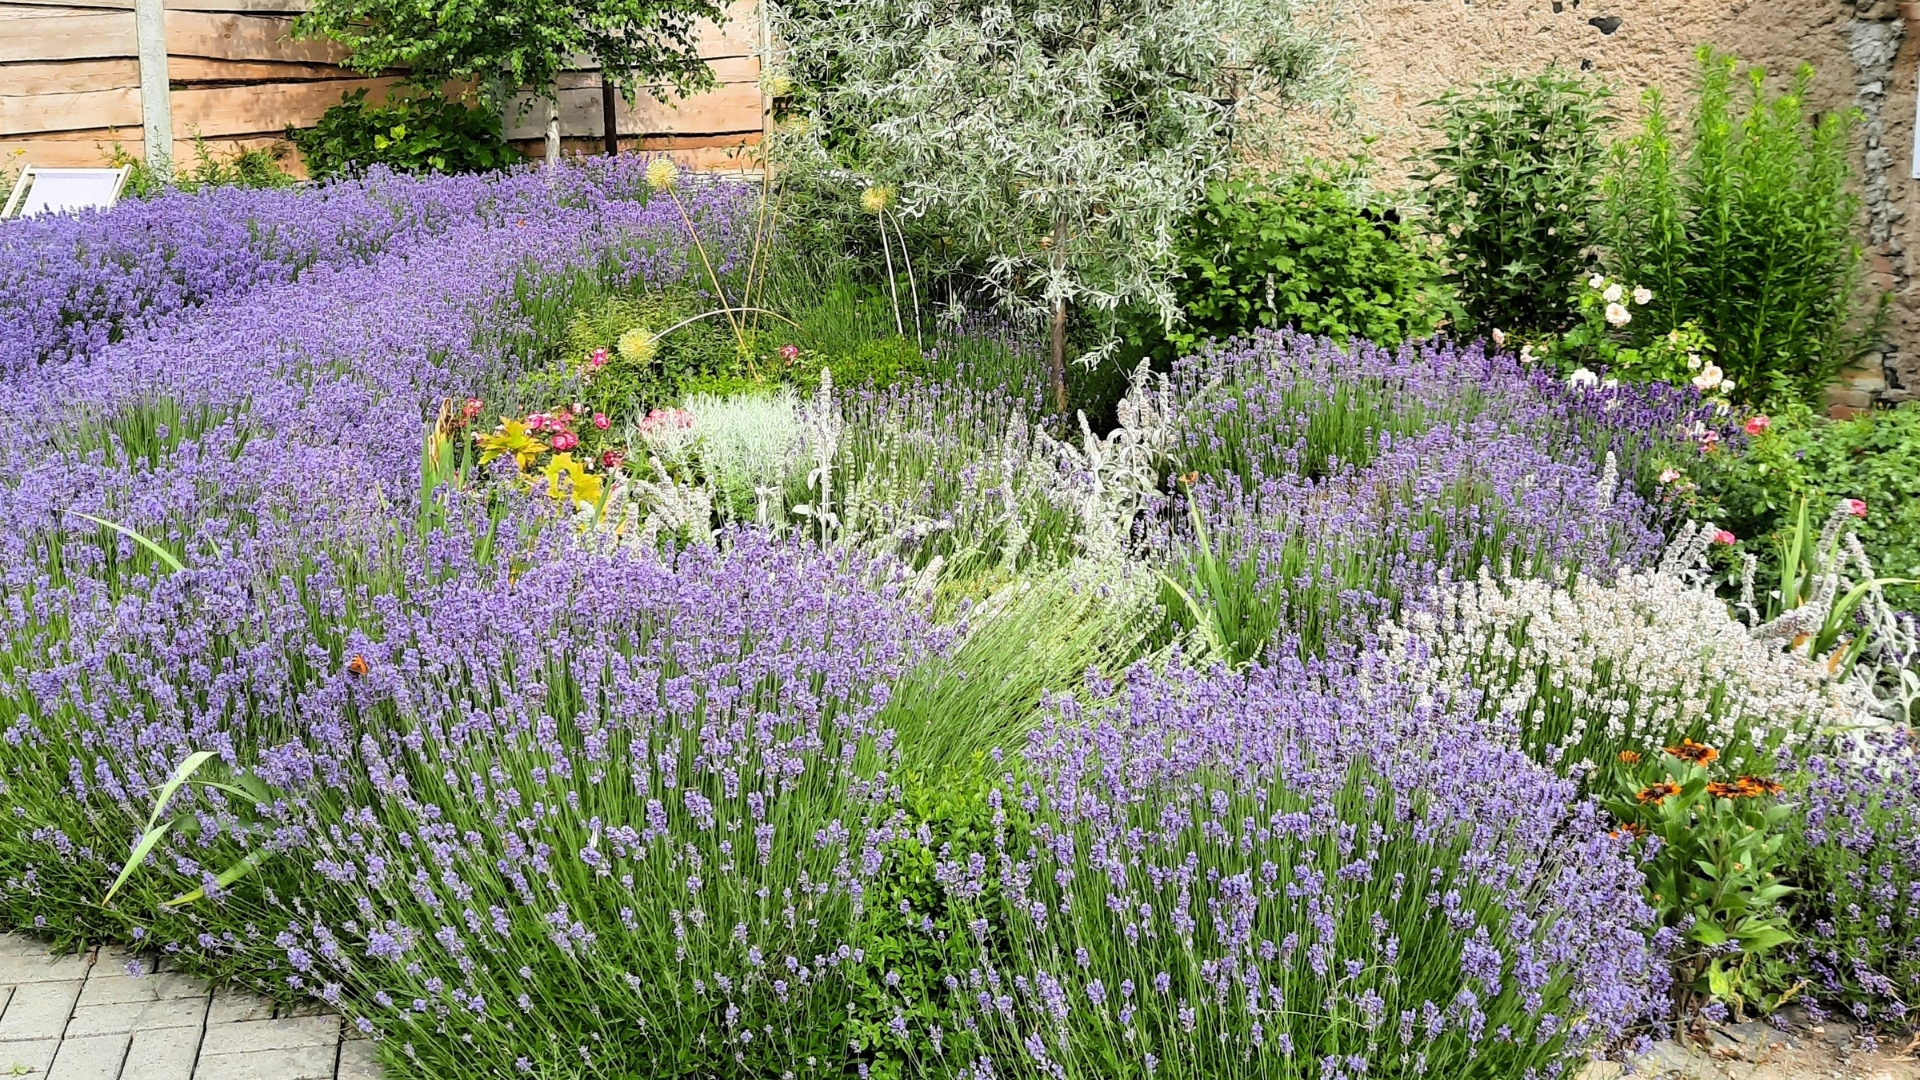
[0,162,1913,1080]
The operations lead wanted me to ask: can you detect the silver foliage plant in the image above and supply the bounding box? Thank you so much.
[765,0,1347,409]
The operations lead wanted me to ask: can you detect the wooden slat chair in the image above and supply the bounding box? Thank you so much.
[1,165,133,219]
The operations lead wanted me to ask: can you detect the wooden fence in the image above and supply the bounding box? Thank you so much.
[0,0,766,175]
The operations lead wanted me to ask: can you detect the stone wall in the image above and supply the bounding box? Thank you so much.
[1341,0,1918,410]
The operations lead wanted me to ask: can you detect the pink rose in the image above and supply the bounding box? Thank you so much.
[1713,529,1736,545]
[527,414,546,432]
[1743,415,1770,436]
[550,431,579,451]
[1842,498,1867,519]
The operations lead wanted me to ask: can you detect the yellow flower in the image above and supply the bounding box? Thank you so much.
[617,326,658,365]
[645,157,678,192]
[859,184,894,214]
[540,453,603,509]
[474,418,547,471]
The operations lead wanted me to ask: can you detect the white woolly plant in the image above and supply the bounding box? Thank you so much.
[1383,521,1879,779]
[766,0,1348,411]
[1037,360,1178,564]
[679,389,807,527]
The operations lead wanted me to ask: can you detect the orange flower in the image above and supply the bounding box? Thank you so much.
[1664,739,1718,765]
[1609,822,1647,841]
[1734,775,1783,797]
[1706,781,1743,799]
[1617,750,1642,765]
[1637,781,1681,806]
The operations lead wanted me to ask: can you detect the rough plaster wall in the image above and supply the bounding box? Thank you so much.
[1342,0,1920,406]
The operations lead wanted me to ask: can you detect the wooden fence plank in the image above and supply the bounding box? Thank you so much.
[0,86,139,134]
[0,59,140,95]
[170,76,395,136]
[0,57,355,96]
[0,15,134,62]
[166,12,345,63]
[503,78,761,140]
[2,0,310,11]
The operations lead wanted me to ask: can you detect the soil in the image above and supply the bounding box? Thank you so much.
[1582,1016,1920,1080]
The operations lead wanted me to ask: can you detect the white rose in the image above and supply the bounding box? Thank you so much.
[1491,328,1506,347]
[1568,367,1599,388]
[1588,273,1606,289]
[1603,283,1624,304]
[1605,302,1631,327]
[1633,286,1653,305]
[1692,364,1724,391]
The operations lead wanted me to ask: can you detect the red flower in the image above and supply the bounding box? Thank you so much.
[462,398,484,419]
[592,412,610,430]
[1743,415,1770,436]
[550,431,579,451]
[778,344,800,363]
[601,450,624,470]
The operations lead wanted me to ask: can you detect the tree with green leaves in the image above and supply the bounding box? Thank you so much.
[296,0,729,161]
[768,0,1346,412]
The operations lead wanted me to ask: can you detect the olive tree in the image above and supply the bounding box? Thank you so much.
[768,0,1346,410]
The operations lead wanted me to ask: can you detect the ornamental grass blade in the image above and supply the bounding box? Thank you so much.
[101,750,218,907]
[63,510,185,573]
[164,848,269,907]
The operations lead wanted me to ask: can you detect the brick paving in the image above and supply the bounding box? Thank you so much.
[0,933,377,1080]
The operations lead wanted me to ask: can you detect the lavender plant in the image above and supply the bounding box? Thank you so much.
[1787,729,1920,1029]
[918,657,1660,1078]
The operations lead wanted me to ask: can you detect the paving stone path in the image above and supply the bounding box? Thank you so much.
[0,933,376,1080]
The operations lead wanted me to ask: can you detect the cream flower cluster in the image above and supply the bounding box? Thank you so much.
[1384,557,1873,771]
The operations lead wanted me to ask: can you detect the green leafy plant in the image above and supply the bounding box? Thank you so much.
[1605,740,1796,1019]
[290,87,520,180]
[1601,49,1870,408]
[1533,272,1718,389]
[102,134,294,195]
[1125,170,1453,363]
[1688,404,1920,612]
[1415,67,1613,335]
[293,0,726,119]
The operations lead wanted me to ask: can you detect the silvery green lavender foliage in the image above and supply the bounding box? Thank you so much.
[1789,729,1920,1029]
[766,0,1347,365]
[914,657,1659,1079]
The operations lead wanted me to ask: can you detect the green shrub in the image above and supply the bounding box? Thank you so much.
[1415,67,1613,335]
[1126,171,1453,362]
[1601,50,1869,407]
[515,288,755,423]
[289,87,520,180]
[788,334,925,392]
[1686,403,1920,610]
[103,136,296,196]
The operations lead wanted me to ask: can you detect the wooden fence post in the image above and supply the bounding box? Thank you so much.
[135,0,172,173]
